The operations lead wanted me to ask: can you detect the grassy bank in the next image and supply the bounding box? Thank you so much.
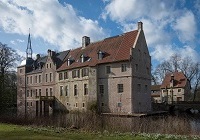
[0,123,199,140]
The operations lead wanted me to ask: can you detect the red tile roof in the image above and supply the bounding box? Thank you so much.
[57,30,138,71]
[160,72,187,89]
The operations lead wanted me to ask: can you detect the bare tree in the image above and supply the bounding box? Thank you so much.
[0,42,22,74]
[0,42,22,110]
[152,53,200,101]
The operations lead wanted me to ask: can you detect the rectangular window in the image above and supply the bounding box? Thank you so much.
[27,102,29,107]
[46,64,48,69]
[45,74,48,82]
[46,88,48,96]
[72,70,80,78]
[65,85,68,96]
[121,64,127,72]
[137,84,141,92]
[30,102,32,106]
[35,76,37,83]
[20,69,22,73]
[146,67,149,75]
[118,84,123,93]
[135,64,138,72]
[82,103,85,108]
[84,84,88,95]
[50,88,53,96]
[50,73,52,82]
[99,85,104,95]
[30,76,32,84]
[75,103,78,108]
[60,86,63,96]
[59,73,63,80]
[30,90,32,97]
[64,72,68,79]
[117,102,122,107]
[106,66,111,74]
[39,89,41,97]
[39,75,41,83]
[35,89,38,97]
[27,90,29,97]
[82,68,89,77]
[50,63,51,68]
[178,89,181,92]
[74,85,77,96]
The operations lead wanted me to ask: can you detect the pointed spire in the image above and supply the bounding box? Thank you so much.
[26,28,32,59]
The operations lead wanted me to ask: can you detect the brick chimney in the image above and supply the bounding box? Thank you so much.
[36,54,40,60]
[82,36,90,49]
[47,49,55,57]
[138,21,143,31]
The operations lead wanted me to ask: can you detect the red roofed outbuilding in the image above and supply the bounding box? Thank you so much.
[160,72,191,104]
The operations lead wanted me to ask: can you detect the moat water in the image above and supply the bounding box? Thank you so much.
[30,112,200,135]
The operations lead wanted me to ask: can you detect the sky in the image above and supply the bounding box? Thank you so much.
[0,0,200,68]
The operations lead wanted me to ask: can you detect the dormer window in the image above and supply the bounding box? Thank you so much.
[81,55,84,63]
[67,58,74,66]
[98,50,104,60]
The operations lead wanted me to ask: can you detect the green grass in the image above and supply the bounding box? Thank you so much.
[0,123,199,140]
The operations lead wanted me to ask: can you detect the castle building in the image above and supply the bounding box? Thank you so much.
[17,22,151,116]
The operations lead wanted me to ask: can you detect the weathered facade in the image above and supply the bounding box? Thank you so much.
[17,22,151,115]
[151,85,161,103]
[160,72,191,104]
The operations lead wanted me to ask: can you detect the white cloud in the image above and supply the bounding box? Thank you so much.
[151,44,198,62]
[102,0,199,64]
[0,0,107,51]
[102,0,173,22]
[173,11,197,43]
[16,39,24,43]
[10,40,16,45]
